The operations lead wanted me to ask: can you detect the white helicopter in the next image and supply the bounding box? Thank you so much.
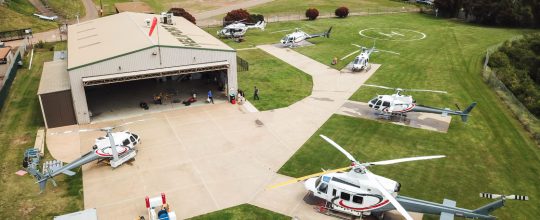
[217,20,266,38]
[280,26,332,47]
[270,135,528,220]
[27,121,143,192]
[364,84,477,122]
[341,43,399,72]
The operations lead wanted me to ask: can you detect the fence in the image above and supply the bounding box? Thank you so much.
[237,56,249,72]
[481,36,540,144]
[198,7,420,28]
[0,44,27,111]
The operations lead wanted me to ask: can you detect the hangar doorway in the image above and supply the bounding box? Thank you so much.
[84,70,228,122]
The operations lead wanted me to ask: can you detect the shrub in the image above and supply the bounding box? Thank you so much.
[305,8,319,20]
[250,14,265,22]
[335,6,349,18]
[168,8,196,24]
[224,9,252,24]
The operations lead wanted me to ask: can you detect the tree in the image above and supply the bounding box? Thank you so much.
[335,6,349,18]
[434,0,462,17]
[305,8,319,20]
[168,8,196,24]
[224,9,252,23]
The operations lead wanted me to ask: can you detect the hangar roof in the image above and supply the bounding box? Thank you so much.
[38,60,70,95]
[67,12,234,70]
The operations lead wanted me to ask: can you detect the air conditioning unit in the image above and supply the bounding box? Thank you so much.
[160,12,173,24]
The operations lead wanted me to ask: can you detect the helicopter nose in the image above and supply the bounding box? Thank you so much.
[304,178,317,192]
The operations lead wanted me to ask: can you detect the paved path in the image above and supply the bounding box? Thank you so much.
[80,0,99,22]
[336,100,451,133]
[46,44,378,219]
[194,0,273,21]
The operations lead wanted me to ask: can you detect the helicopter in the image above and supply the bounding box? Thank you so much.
[340,43,400,72]
[270,135,529,220]
[217,20,266,38]
[26,121,142,192]
[280,26,332,47]
[363,84,477,122]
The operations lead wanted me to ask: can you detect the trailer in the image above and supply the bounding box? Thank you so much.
[0,28,32,42]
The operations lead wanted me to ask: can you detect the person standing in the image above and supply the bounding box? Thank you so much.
[253,86,260,100]
[207,90,214,104]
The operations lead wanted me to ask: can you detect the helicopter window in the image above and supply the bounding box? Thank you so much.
[332,189,337,196]
[122,139,130,146]
[370,98,377,104]
[132,134,139,139]
[340,192,351,201]
[318,183,328,194]
[352,195,364,204]
[315,177,321,188]
[382,101,390,107]
[130,136,136,142]
[375,100,382,107]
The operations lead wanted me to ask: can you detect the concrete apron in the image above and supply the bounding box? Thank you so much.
[46,45,379,219]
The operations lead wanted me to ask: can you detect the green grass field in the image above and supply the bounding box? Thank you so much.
[237,49,312,110]
[0,2,57,32]
[0,42,83,219]
[269,13,540,219]
[189,204,290,220]
[44,0,86,19]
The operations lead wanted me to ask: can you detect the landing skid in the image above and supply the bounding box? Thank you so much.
[375,112,411,124]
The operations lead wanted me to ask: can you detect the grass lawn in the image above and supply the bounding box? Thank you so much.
[237,48,312,111]
[249,0,416,16]
[44,0,86,19]
[0,5,57,32]
[271,13,540,219]
[0,42,83,219]
[189,204,290,220]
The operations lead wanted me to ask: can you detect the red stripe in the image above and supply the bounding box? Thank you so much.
[95,146,129,157]
[338,199,390,211]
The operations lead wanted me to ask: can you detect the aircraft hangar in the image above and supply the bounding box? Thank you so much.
[38,12,238,127]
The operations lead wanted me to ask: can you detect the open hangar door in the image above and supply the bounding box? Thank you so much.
[83,66,229,122]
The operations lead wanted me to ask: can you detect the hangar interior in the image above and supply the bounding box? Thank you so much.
[85,70,229,122]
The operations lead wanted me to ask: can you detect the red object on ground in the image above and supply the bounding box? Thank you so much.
[145,196,150,208]
[231,99,236,104]
[149,17,158,36]
[161,193,166,204]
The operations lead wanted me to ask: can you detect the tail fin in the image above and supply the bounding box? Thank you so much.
[324,26,333,38]
[460,102,477,122]
[474,193,528,215]
[27,167,56,193]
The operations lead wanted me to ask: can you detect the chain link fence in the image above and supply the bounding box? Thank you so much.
[482,36,540,144]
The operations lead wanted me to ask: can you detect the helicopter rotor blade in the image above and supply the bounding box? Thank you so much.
[405,89,447,94]
[319,135,357,162]
[364,155,445,166]
[362,84,396,90]
[352,43,364,48]
[267,166,351,189]
[365,169,413,220]
[270,29,293,34]
[340,49,361,61]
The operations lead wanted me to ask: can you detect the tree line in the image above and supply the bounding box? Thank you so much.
[434,0,540,27]
[489,33,540,116]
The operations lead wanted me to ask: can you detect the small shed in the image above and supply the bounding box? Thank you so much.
[54,208,98,220]
[114,2,154,14]
[37,60,76,128]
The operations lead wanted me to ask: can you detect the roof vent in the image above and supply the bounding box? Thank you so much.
[160,12,173,25]
[145,18,151,27]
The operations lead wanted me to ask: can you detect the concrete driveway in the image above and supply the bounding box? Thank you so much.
[47,45,379,219]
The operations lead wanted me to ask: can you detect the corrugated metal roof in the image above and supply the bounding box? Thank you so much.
[114,2,154,13]
[54,208,97,220]
[67,12,234,70]
[38,60,70,94]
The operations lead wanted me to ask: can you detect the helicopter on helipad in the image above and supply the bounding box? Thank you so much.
[280,26,332,47]
[363,84,477,122]
[27,120,143,192]
[269,135,528,220]
[341,43,399,72]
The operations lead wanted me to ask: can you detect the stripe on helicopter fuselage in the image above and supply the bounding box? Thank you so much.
[338,199,390,211]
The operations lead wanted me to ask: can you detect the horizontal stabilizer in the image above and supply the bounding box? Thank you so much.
[440,199,456,220]
[62,169,76,176]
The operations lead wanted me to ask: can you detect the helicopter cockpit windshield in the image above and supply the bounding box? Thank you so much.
[369,97,382,109]
[281,36,293,43]
[353,57,363,65]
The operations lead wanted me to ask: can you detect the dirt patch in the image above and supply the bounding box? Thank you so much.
[12,135,31,146]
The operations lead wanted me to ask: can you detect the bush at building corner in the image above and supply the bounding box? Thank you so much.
[335,7,349,18]
[224,9,252,23]
[305,8,319,20]
[168,8,196,24]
